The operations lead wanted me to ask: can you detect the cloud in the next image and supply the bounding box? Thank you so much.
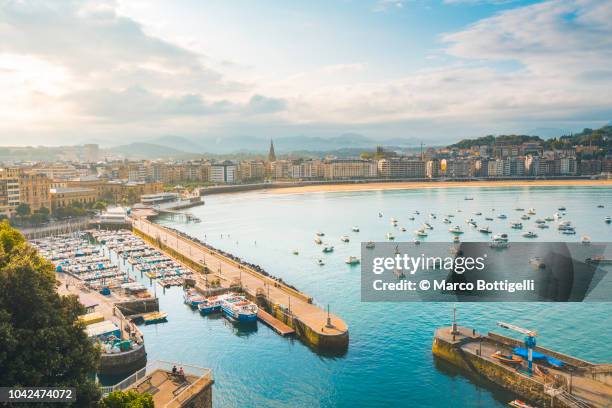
[246,95,288,115]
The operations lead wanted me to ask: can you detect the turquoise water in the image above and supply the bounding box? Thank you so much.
[140,186,611,407]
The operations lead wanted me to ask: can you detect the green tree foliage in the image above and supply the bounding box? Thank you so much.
[99,390,154,408]
[0,221,101,406]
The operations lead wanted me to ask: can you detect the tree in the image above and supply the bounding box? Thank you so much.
[15,203,31,218]
[36,206,50,217]
[93,201,108,212]
[0,220,101,406]
[99,390,154,408]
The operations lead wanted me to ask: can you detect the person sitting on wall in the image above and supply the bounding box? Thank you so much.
[172,365,177,375]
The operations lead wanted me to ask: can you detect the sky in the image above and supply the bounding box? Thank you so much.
[0,0,611,147]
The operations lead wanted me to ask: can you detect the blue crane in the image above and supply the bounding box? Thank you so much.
[497,321,537,375]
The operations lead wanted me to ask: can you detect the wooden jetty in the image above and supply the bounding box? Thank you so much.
[257,309,295,336]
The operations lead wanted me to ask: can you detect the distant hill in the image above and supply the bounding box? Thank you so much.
[107,142,201,159]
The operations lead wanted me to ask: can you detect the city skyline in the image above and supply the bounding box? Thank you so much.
[1,0,611,146]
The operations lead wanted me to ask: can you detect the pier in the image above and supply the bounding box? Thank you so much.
[132,217,349,351]
[257,309,295,336]
[432,325,612,407]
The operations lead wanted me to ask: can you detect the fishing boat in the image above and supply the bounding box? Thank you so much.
[322,245,334,253]
[415,229,428,237]
[352,226,360,232]
[449,225,464,234]
[510,222,523,229]
[340,235,350,243]
[386,232,396,240]
[365,241,376,249]
[479,226,492,234]
[345,256,360,265]
[143,311,168,325]
[522,231,538,238]
[491,352,523,365]
[508,400,535,408]
[221,296,258,323]
[314,237,323,245]
[317,259,325,266]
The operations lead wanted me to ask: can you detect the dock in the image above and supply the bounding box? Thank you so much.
[433,325,612,408]
[132,217,349,351]
[257,309,295,336]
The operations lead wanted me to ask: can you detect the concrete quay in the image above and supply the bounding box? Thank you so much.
[432,326,612,408]
[132,217,349,352]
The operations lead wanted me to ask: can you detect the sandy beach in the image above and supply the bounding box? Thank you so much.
[270,179,612,195]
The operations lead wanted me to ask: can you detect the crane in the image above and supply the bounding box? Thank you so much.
[497,321,537,375]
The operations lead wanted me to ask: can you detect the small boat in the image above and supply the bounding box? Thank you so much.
[581,236,591,244]
[491,352,522,365]
[408,216,415,221]
[352,226,360,232]
[511,222,523,229]
[340,235,350,243]
[514,207,524,211]
[449,225,464,234]
[562,229,576,235]
[415,229,428,237]
[605,216,611,224]
[473,211,482,216]
[390,218,398,223]
[316,231,325,237]
[452,236,460,243]
[322,245,334,253]
[558,221,573,230]
[429,213,437,219]
[314,237,323,245]
[485,217,494,221]
[508,400,535,408]
[520,214,530,220]
[497,214,507,219]
[522,231,537,238]
[558,206,566,211]
[527,208,536,215]
[414,210,420,215]
[545,216,554,221]
[378,212,383,218]
[479,226,492,234]
[317,259,325,266]
[345,256,360,265]
[597,205,604,208]
[386,232,396,240]
[529,257,545,269]
[553,212,562,220]
[222,296,258,323]
[443,218,451,224]
[534,218,545,224]
[536,224,550,229]
[464,196,474,200]
[413,239,421,245]
[490,240,509,248]
[493,233,509,242]
[423,222,434,230]
[400,227,407,232]
[447,214,455,218]
[143,311,168,325]
[292,249,299,255]
[198,294,230,315]
[365,241,375,249]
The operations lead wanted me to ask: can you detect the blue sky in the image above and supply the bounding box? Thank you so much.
[0,0,611,146]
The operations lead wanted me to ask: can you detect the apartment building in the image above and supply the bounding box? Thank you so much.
[323,159,377,180]
[50,187,97,209]
[210,161,237,183]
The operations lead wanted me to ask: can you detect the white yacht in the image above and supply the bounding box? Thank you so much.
[415,229,428,237]
[479,226,492,234]
[449,225,464,234]
[340,235,350,242]
[386,232,396,240]
[581,236,591,244]
[527,208,536,215]
[493,233,509,242]
[314,237,323,245]
[345,256,360,265]
[352,226,360,232]
[520,214,530,220]
[316,231,325,237]
[511,222,523,229]
[522,231,538,238]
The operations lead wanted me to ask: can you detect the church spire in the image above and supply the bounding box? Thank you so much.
[268,139,276,162]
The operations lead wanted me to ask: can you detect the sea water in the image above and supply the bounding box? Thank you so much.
[138,186,611,407]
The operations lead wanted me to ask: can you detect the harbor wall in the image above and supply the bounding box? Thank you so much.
[432,334,571,408]
[115,298,159,316]
[98,343,147,376]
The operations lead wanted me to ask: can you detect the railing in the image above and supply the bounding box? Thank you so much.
[100,366,147,396]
